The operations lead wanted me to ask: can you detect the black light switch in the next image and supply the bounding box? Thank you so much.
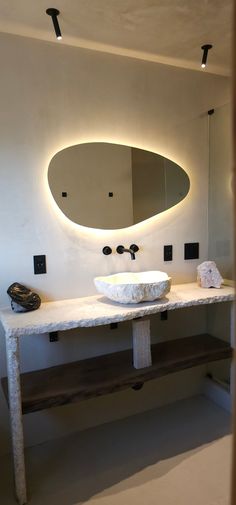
[33,255,46,274]
[164,245,173,261]
[184,242,199,260]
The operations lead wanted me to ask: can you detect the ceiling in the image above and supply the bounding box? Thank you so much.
[0,0,233,75]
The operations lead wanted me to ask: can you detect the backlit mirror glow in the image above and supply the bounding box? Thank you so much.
[48,142,190,230]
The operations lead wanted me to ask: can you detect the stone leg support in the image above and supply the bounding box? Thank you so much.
[5,334,27,505]
[132,318,152,369]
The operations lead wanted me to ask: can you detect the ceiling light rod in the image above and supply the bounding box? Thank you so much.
[46,8,62,40]
[201,44,212,68]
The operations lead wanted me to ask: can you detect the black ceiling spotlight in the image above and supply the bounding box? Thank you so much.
[46,8,62,40]
[201,44,212,68]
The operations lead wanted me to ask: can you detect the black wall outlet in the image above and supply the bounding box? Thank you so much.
[34,255,46,274]
[184,242,199,260]
[164,245,173,261]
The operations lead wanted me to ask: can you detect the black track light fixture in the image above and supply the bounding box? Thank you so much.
[46,8,62,40]
[201,44,212,68]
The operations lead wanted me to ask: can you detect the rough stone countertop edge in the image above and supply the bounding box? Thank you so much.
[0,283,234,338]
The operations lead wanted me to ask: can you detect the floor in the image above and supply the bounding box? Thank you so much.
[1,395,232,505]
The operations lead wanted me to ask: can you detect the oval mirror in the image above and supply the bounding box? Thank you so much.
[48,142,190,229]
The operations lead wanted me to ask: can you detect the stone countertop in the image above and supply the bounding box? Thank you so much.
[0,282,234,338]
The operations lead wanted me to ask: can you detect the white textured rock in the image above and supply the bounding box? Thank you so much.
[197,261,223,289]
[94,271,171,304]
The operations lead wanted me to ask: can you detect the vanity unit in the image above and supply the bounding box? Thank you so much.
[0,282,234,504]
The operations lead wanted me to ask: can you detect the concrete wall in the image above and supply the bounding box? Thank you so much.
[0,32,230,454]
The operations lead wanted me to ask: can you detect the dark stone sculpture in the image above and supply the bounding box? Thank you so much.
[7,282,41,312]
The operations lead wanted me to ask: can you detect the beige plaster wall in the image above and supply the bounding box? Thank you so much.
[0,32,230,454]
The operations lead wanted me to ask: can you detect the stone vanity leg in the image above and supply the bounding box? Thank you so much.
[5,334,27,505]
[132,318,152,369]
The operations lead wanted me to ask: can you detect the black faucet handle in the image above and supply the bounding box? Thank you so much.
[102,246,112,255]
[130,244,139,253]
[116,245,124,254]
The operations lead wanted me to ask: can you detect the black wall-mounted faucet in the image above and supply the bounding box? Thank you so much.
[116,244,139,260]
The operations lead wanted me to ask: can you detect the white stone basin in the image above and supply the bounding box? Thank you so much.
[94,271,171,304]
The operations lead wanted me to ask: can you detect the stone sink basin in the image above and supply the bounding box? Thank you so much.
[94,271,171,304]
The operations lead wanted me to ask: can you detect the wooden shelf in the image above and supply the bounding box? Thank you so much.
[1,334,232,415]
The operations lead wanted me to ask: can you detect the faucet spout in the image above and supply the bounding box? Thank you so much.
[122,247,136,260]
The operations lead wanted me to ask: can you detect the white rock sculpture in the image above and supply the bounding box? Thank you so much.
[94,271,171,304]
[197,261,223,288]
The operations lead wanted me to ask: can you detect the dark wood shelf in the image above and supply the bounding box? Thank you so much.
[1,334,232,414]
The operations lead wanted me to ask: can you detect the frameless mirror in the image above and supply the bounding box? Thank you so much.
[48,142,190,229]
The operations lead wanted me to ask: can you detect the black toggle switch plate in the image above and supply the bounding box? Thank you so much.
[184,242,199,260]
[164,245,173,261]
[34,255,46,274]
